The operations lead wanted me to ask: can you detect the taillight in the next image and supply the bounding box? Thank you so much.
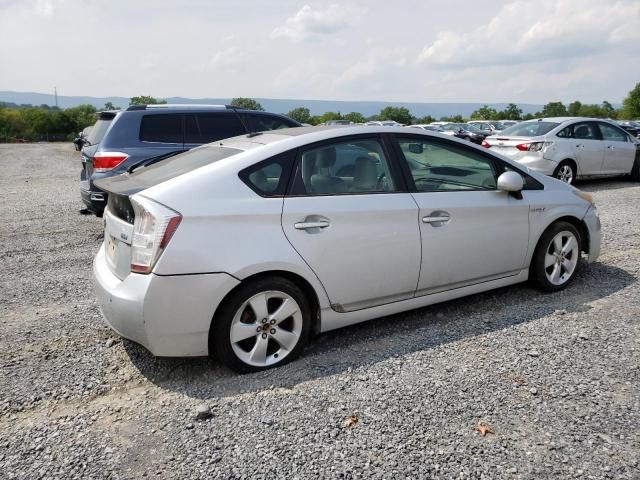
[515,142,551,152]
[130,196,182,274]
[481,140,491,148]
[93,152,129,172]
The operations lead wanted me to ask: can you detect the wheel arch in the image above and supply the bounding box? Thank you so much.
[557,158,578,176]
[534,215,590,258]
[210,270,323,343]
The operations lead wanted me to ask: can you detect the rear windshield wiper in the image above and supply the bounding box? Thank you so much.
[127,151,182,174]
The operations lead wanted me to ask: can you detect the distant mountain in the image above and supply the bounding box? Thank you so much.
[0,90,544,118]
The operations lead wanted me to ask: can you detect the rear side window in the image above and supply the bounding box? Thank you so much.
[245,113,297,132]
[185,113,246,143]
[139,114,183,143]
[573,122,599,140]
[239,151,295,197]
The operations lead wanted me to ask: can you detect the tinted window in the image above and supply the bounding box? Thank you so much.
[246,113,297,132]
[556,126,572,138]
[398,138,497,191]
[130,145,241,186]
[185,113,245,143]
[239,152,294,197]
[598,123,628,142]
[292,139,396,195]
[140,114,183,143]
[500,121,559,137]
[573,123,598,140]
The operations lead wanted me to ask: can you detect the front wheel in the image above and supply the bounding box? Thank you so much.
[530,222,581,292]
[553,161,576,184]
[210,277,311,373]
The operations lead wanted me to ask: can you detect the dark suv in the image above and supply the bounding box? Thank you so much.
[80,105,300,215]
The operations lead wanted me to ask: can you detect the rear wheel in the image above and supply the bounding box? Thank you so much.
[210,277,311,373]
[530,222,581,292]
[553,161,576,184]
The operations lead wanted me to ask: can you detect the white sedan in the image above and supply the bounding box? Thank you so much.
[94,126,601,372]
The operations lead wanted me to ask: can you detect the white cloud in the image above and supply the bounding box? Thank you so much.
[209,46,240,69]
[271,4,359,43]
[418,0,640,68]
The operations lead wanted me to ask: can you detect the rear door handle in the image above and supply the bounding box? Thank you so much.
[294,220,330,230]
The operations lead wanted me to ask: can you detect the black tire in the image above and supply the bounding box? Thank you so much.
[530,221,582,292]
[210,276,311,373]
[553,161,576,185]
[630,152,640,181]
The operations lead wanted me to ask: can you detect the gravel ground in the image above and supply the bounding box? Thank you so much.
[0,143,639,479]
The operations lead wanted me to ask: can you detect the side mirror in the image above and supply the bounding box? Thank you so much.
[408,143,424,154]
[497,171,524,198]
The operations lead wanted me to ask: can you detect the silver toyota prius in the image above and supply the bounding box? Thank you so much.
[93,126,601,373]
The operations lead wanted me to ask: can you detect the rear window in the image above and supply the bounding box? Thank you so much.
[139,114,183,143]
[129,145,241,185]
[184,113,246,143]
[245,113,298,132]
[86,118,113,145]
[500,121,559,137]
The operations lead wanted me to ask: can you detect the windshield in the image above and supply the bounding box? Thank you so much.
[499,121,559,137]
[130,145,243,186]
[86,118,113,145]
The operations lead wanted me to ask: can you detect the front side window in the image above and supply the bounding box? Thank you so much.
[184,113,245,144]
[139,114,183,143]
[292,138,397,195]
[397,137,497,192]
[598,123,628,142]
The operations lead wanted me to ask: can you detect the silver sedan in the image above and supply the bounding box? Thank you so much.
[93,126,601,372]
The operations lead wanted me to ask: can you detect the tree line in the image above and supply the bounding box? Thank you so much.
[1,83,639,142]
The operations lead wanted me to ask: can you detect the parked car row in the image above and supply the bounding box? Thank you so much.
[77,104,301,215]
[482,117,640,184]
[88,120,612,372]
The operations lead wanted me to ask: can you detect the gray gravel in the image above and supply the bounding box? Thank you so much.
[1,143,639,479]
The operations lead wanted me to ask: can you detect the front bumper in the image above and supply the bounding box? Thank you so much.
[93,245,240,356]
[582,205,601,263]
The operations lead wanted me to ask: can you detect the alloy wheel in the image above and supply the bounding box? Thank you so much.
[544,231,579,286]
[556,165,574,184]
[229,290,303,368]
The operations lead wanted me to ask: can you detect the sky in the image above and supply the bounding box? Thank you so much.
[0,0,639,104]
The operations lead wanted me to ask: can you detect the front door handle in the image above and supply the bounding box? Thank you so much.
[422,211,450,226]
[294,219,330,230]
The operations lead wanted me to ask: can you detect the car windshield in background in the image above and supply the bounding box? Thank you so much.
[129,145,242,186]
[86,118,113,145]
[500,121,560,137]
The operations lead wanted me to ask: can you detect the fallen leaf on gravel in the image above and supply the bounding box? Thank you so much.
[342,411,359,428]
[474,421,494,437]
[512,376,526,386]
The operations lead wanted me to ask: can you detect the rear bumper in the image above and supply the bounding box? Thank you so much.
[80,176,107,214]
[583,205,601,263]
[511,153,559,176]
[93,245,241,356]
